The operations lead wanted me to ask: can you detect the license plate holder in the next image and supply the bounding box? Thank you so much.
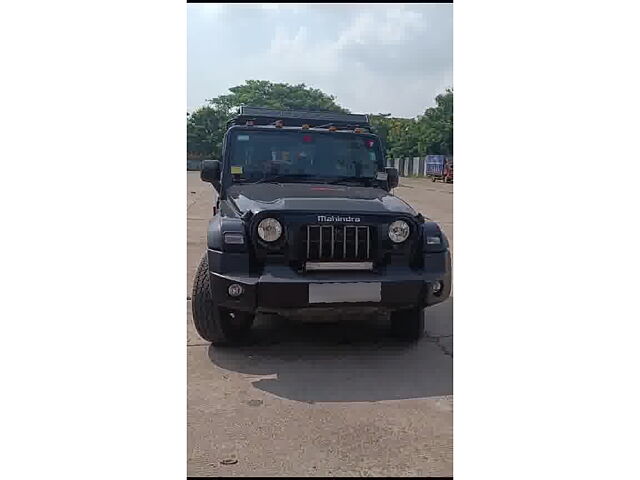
[308,282,382,304]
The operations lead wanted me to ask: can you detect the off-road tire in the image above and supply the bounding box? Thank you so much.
[191,253,253,346]
[390,307,425,341]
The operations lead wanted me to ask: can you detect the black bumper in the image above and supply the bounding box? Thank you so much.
[207,251,451,313]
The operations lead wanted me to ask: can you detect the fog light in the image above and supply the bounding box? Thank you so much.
[432,281,443,294]
[228,283,244,297]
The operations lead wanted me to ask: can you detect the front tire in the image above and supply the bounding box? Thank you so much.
[390,307,425,341]
[191,253,253,346]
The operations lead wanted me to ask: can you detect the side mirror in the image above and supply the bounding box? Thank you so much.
[200,160,221,188]
[385,166,399,189]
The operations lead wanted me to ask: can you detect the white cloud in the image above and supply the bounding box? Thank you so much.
[188,4,452,118]
[268,25,340,76]
[338,8,425,47]
[269,25,309,56]
[197,3,225,20]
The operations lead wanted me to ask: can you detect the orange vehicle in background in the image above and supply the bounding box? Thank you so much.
[430,157,453,183]
[443,161,453,183]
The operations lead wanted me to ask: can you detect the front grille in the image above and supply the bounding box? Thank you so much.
[304,225,372,261]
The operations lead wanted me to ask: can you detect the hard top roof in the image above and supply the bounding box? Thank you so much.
[227,106,371,132]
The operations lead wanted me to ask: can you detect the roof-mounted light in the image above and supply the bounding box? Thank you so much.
[229,107,371,131]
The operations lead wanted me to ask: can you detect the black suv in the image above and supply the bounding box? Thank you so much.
[192,107,451,345]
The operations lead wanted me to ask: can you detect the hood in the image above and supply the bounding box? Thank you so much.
[226,183,417,216]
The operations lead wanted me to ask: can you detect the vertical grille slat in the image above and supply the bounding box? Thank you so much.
[330,226,335,258]
[354,227,358,258]
[342,226,347,259]
[304,224,374,262]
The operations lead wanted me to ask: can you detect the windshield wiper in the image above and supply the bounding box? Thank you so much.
[327,176,374,186]
[247,174,328,185]
[237,174,375,186]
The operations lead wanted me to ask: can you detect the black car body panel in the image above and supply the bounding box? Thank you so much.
[226,183,417,216]
[206,256,451,315]
[201,108,451,317]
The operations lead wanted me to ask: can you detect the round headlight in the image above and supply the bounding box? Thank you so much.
[388,220,410,243]
[257,217,282,242]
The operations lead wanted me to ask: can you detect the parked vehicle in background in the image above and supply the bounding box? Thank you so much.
[442,160,453,183]
[426,155,452,183]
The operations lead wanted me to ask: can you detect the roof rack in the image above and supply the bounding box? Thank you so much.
[227,106,371,131]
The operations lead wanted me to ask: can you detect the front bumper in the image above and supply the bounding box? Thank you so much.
[208,251,451,313]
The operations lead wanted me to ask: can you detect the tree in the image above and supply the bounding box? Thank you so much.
[369,89,453,159]
[187,80,349,158]
[208,80,349,114]
[416,88,453,155]
[369,115,418,158]
[369,114,392,153]
[186,106,228,158]
[187,81,453,161]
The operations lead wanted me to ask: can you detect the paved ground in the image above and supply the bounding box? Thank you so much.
[187,172,453,477]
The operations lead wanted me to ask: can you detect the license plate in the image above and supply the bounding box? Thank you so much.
[308,282,381,304]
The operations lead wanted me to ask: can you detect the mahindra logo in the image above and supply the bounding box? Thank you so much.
[317,215,361,223]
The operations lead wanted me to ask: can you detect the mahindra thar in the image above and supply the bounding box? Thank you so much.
[192,107,451,346]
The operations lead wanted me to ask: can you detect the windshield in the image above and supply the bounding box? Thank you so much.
[227,130,383,183]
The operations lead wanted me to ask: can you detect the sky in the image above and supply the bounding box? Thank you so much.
[187,3,452,119]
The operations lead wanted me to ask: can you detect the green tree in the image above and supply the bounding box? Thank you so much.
[209,80,349,114]
[187,81,453,161]
[369,114,392,154]
[370,89,453,159]
[186,106,228,158]
[369,115,413,157]
[416,88,453,155]
[187,80,349,158]
[387,117,418,158]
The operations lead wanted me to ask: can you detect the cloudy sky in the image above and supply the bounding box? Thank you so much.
[187,3,452,118]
